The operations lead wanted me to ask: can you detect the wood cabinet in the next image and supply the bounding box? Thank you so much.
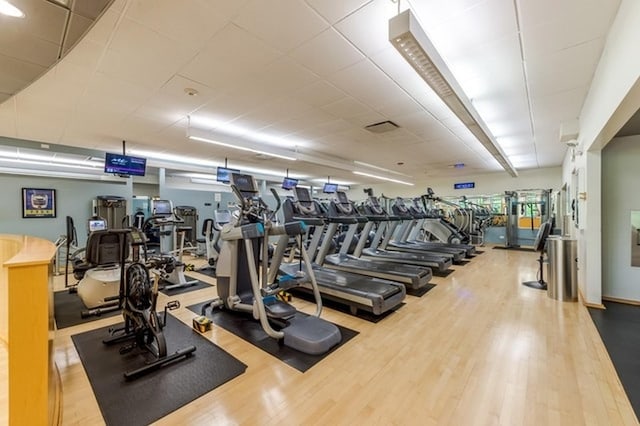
[1,235,59,425]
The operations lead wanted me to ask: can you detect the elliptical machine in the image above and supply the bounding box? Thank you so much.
[202,173,341,355]
[103,228,196,380]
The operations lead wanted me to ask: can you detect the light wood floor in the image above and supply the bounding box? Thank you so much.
[2,246,638,425]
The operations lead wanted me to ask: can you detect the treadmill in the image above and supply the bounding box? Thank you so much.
[384,197,475,258]
[271,188,406,316]
[329,191,453,274]
[291,188,432,291]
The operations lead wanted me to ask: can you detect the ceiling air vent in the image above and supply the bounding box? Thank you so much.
[364,120,399,134]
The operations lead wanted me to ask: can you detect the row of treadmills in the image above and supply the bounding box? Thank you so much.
[269,187,479,316]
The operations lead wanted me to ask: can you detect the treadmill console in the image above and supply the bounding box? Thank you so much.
[294,187,317,215]
[368,197,385,215]
[335,191,353,214]
[231,173,257,193]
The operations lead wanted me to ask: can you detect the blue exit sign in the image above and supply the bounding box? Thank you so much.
[454,182,475,190]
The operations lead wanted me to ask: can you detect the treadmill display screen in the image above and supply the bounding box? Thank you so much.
[295,187,312,203]
[337,191,349,204]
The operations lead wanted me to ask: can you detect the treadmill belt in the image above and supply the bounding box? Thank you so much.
[290,289,403,323]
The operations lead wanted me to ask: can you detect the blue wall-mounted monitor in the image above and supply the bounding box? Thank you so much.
[216,166,241,183]
[282,177,298,190]
[323,183,338,193]
[104,153,147,176]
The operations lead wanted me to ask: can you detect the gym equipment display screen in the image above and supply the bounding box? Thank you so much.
[231,173,256,193]
[281,177,298,190]
[323,183,338,193]
[216,167,240,183]
[295,187,312,203]
[104,153,147,176]
[152,200,172,216]
[88,219,107,232]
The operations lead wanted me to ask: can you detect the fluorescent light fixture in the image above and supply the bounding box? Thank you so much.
[353,160,412,177]
[188,135,297,161]
[0,157,101,171]
[128,149,219,167]
[187,120,297,161]
[0,0,25,17]
[389,9,517,177]
[353,171,414,186]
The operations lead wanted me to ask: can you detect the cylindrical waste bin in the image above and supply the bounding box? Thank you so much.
[547,236,578,301]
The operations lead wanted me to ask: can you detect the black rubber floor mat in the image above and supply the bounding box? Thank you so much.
[407,283,436,297]
[71,314,247,426]
[54,290,121,329]
[159,278,212,296]
[492,246,535,252]
[589,301,640,419]
[193,267,216,278]
[187,301,358,373]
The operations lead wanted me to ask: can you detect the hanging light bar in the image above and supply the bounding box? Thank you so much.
[389,9,518,177]
[353,171,414,186]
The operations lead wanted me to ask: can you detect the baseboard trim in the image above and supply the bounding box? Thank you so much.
[602,295,640,307]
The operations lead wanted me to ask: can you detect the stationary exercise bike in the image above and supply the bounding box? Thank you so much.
[103,228,196,380]
[143,199,198,291]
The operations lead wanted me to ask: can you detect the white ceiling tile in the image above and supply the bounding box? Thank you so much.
[321,97,373,118]
[343,111,387,129]
[289,28,364,77]
[334,1,398,57]
[247,56,319,95]
[527,38,605,97]
[233,0,328,52]
[0,55,47,93]
[417,0,517,57]
[125,0,230,47]
[517,0,620,32]
[84,8,121,45]
[292,80,346,107]
[80,72,154,116]
[304,0,370,24]
[99,18,197,89]
[327,59,401,110]
[232,98,315,130]
[179,23,282,90]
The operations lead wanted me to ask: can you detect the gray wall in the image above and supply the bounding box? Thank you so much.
[602,135,640,301]
[0,173,130,246]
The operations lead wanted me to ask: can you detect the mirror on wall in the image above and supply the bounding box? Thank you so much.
[631,211,640,267]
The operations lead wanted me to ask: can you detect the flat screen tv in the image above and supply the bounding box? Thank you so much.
[216,166,240,183]
[323,183,338,193]
[104,153,146,176]
[281,177,298,190]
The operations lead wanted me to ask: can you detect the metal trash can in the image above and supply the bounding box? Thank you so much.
[547,236,578,301]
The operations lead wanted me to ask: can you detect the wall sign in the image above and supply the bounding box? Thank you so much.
[454,182,475,190]
[22,188,56,218]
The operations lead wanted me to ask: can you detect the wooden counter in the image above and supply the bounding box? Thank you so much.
[1,234,59,426]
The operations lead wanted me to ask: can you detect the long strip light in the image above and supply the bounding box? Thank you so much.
[187,120,298,162]
[389,9,518,177]
[0,0,25,17]
[353,160,412,177]
[188,135,297,161]
[353,171,414,186]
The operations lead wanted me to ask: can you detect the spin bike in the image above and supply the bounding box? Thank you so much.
[202,172,341,355]
[103,228,196,380]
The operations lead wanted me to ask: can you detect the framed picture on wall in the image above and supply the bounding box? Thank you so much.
[22,188,56,218]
